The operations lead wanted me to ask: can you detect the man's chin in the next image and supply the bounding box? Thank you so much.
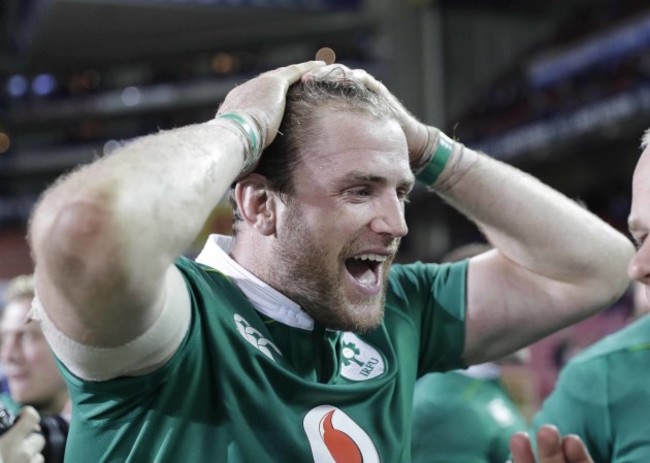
[334,305,384,333]
[351,317,383,334]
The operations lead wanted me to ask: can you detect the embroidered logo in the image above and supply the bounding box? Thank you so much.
[303,405,380,463]
[339,333,385,381]
[233,314,282,362]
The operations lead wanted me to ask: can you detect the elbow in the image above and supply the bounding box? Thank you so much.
[30,196,121,283]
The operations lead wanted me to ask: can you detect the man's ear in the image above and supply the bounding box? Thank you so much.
[234,174,277,236]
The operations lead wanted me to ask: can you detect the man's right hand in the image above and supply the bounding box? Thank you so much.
[509,425,594,463]
[0,407,45,463]
[218,61,326,151]
[300,63,431,167]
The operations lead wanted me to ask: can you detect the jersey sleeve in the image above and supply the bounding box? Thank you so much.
[37,264,190,382]
[387,260,468,375]
[52,257,204,425]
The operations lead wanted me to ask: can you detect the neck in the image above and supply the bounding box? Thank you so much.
[230,234,273,282]
[34,391,69,416]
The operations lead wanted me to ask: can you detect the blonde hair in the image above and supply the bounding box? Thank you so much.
[3,274,35,306]
[641,128,650,149]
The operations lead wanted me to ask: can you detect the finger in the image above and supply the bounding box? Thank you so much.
[348,69,384,93]
[9,407,41,436]
[267,61,326,84]
[562,435,593,463]
[301,65,393,103]
[509,432,535,463]
[536,425,567,463]
[23,432,46,455]
[301,63,352,82]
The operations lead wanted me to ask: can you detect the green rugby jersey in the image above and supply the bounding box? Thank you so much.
[59,256,467,462]
[411,370,527,463]
[532,314,650,463]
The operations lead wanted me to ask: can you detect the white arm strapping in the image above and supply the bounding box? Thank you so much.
[31,266,191,382]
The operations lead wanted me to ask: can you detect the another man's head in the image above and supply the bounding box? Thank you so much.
[0,275,68,415]
[628,130,650,288]
[230,67,414,332]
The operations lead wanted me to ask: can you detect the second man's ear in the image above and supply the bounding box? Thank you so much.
[234,174,277,236]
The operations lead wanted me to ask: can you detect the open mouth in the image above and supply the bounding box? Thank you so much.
[344,253,387,287]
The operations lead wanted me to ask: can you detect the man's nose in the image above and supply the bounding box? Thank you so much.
[0,335,22,363]
[629,242,650,285]
[369,195,408,238]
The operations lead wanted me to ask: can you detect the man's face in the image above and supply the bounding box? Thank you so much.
[267,110,413,332]
[0,296,67,413]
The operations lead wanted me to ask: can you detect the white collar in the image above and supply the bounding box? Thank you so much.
[195,234,315,330]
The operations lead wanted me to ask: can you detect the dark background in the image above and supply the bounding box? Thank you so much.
[1,0,647,270]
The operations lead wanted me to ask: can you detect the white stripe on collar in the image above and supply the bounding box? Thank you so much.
[195,234,315,330]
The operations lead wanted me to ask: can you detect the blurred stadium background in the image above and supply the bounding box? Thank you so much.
[1,0,648,416]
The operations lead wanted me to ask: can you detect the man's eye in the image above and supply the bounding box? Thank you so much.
[350,188,371,197]
[633,235,646,249]
[397,190,411,203]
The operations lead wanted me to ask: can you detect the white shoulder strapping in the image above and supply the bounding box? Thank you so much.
[32,266,191,382]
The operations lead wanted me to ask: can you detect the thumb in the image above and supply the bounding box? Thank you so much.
[7,407,40,438]
[562,434,593,463]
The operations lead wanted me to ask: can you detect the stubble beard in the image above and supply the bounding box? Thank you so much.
[268,206,393,332]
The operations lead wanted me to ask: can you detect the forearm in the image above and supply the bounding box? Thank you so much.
[327,65,631,290]
[29,121,244,345]
[32,122,243,277]
[432,142,632,300]
[415,129,633,362]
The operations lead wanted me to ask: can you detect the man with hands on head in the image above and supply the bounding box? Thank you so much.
[28,58,632,462]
